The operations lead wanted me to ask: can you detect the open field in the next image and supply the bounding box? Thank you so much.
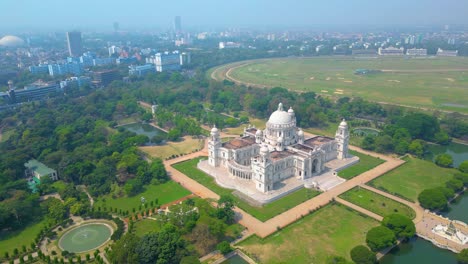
[369,156,459,201]
[212,57,468,113]
[339,187,416,219]
[237,204,379,263]
[338,150,385,179]
[223,117,266,136]
[133,219,162,237]
[94,181,191,213]
[140,136,205,159]
[172,158,320,221]
[0,219,45,256]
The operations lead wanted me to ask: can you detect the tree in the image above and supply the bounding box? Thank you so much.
[382,214,416,240]
[350,245,377,264]
[418,188,448,211]
[326,256,353,264]
[136,225,187,264]
[446,179,464,192]
[457,248,468,264]
[216,241,232,255]
[167,128,181,141]
[459,161,468,173]
[108,233,139,264]
[408,140,425,157]
[216,195,235,223]
[366,226,396,251]
[454,173,468,187]
[434,131,450,145]
[435,154,453,168]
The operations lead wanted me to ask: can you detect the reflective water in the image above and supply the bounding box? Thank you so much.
[425,142,468,168]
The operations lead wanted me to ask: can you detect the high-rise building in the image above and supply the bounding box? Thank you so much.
[174,16,182,33]
[113,22,120,32]
[155,51,181,72]
[66,31,83,57]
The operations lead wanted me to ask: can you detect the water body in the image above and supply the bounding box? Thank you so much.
[425,142,468,168]
[120,123,166,143]
[221,254,249,264]
[444,191,468,223]
[379,238,458,264]
[380,192,467,263]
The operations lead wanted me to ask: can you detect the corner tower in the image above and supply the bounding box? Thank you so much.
[208,125,221,166]
[335,119,349,160]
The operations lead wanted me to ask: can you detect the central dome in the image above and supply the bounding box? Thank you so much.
[268,103,293,125]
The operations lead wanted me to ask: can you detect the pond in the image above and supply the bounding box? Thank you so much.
[58,223,113,253]
[380,193,467,263]
[379,238,458,264]
[425,142,468,168]
[352,127,380,137]
[120,123,166,143]
[221,254,249,264]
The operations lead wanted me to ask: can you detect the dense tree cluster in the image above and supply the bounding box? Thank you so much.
[350,245,377,264]
[366,226,396,251]
[382,214,416,241]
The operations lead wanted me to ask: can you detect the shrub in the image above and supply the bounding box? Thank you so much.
[366,226,396,251]
[216,241,233,255]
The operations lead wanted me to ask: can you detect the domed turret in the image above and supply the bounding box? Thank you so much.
[256,129,262,136]
[276,136,284,151]
[210,125,218,134]
[260,144,269,155]
[298,129,304,144]
[288,107,294,115]
[255,129,263,143]
[339,119,348,127]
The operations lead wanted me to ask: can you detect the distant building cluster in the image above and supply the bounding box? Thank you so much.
[219,42,241,49]
[437,48,458,57]
[136,51,190,76]
[378,47,404,56]
[406,48,427,56]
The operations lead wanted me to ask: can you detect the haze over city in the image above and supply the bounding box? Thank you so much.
[1,0,468,31]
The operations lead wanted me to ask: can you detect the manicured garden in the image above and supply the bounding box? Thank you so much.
[339,187,416,219]
[133,219,163,237]
[0,220,46,257]
[94,181,191,213]
[369,156,458,201]
[172,158,320,222]
[237,204,380,263]
[338,150,385,179]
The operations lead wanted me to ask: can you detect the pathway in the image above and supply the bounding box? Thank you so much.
[77,185,94,207]
[164,138,405,238]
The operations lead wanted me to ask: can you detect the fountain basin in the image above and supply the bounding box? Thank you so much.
[58,223,113,253]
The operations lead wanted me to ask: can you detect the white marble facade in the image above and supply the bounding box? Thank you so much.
[208,103,349,193]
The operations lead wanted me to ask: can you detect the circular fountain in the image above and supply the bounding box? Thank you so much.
[58,223,113,253]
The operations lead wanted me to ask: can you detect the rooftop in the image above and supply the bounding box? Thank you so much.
[270,150,295,161]
[304,136,334,147]
[222,136,256,150]
[24,159,56,176]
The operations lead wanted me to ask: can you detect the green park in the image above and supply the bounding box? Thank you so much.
[213,57,468,113]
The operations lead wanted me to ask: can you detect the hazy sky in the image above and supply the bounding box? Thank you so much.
[1,0,468,31]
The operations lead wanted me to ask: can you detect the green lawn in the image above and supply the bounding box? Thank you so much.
[237,204,379,263]
[339,187,416,219]
[94,181,191,213]
[132,219,162,237]
[0,219,46,256]
[221,57,468,113]
[369,156,458,201]
[338,150,385,179]
[172,158,320,222]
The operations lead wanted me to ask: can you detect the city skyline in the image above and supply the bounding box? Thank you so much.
[1,0,468,31]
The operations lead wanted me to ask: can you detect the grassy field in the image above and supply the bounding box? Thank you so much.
[133,219,162,237]
[223,117,266,136]
[94,181,191,213]
[0,128,14,143]
[140,136,205,159]
[339,187,416,219]
[237,204,379,263]
[215,57,468,113]
[369,156,459,201]
[172,158,320,221]
[0,219,46,256]
[338,150,385,179]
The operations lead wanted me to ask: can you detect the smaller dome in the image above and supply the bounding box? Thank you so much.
[298,129,304,136]
[260,145,269,154]
[277,136,283,143]
[340,119,348,127]
[288,107,294,114]
[211,125,218,133]
[256,129,263,135]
